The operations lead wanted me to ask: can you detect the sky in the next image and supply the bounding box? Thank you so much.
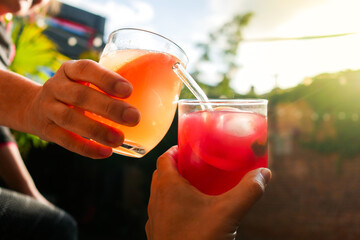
[60,0,360,94]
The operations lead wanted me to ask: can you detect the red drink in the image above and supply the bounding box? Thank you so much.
[178,108,267,195]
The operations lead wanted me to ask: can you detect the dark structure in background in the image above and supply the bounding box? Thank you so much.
[44,2,105,59]
[28,121,178,240]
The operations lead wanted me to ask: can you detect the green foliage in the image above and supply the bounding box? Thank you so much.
[269,70,360,159]
[10,17,69,83]
[12,131,48,156]
[78,49,101,61]
[9,17,69,155]
[181,13,254,99]
[199,12,253,63]
[307,71,360,158]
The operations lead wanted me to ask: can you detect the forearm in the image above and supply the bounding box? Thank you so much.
[0,69,41,133]
[0,143,37,195]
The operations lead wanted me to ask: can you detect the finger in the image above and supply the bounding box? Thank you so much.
[149,170,158,196]
[43,123,113,159]
[155,146,200,195]
[145,221,149,238]
[147,170,158,218]
[48,103,125,147]
[156,146,178,172]
[219,168,271,218]
[52,79,140,127]
[145,220,152,240]
[156,146,201,192]
[62,60,133,98]
[169,145,179,166]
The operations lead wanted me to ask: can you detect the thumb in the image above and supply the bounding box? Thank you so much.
[219,168,271,219]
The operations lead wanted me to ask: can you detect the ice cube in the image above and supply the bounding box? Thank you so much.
[221,112,256,137]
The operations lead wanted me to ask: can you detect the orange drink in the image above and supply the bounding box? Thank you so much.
[86,28,188,157]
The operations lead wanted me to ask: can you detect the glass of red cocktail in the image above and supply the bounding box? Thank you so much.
[85,28,188,158]
[178,99,268,195]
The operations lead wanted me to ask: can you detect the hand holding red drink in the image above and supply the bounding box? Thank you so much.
[146,146,271,240]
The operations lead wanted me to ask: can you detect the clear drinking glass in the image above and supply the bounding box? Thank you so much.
[86,28,188,158]
[177,99,268,195]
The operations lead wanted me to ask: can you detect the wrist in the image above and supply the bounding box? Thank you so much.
[21,183,40,197]
[21,83,42,134]
[0,70,42,133]
[5,176,37,195]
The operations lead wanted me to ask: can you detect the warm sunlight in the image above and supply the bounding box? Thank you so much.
[233,0,360,93]
[59,0,360,94]
[3,1,360,240]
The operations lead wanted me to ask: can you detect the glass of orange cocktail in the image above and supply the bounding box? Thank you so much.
[86,28,188,158]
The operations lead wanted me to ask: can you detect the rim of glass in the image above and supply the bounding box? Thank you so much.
[178,99,268,106]
[108,28,189,66]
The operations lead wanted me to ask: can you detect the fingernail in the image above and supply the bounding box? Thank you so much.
[99,147,112,158]
[115,81,132,97]
[107,129,123,145]
[260,168,271,185]
[122,107,140,125]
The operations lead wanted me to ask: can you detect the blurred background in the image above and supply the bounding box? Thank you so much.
[5,0,360,239]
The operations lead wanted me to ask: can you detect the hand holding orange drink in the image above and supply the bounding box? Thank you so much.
[85,28,188,157]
